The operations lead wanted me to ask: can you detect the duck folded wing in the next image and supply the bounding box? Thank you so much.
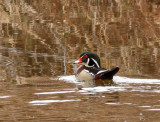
[95,67,119,80]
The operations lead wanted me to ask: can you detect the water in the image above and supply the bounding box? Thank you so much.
[0,76,160,121]
[0,0,160,121]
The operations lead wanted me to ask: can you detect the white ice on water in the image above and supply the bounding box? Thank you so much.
[58,75,160,85]
[57,75,160,93]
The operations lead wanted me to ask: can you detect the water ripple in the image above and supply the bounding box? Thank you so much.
[35,90,75,95]
[29,99,81,105]
[0,96,11,99]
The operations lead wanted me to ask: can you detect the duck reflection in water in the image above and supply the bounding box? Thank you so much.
[74,51,119,87]
[80,79,115,88]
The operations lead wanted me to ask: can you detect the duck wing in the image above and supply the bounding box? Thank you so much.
[94,67,119,80]
[77,66,119,80]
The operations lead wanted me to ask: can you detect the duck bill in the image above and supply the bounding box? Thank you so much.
[74,58,82,64]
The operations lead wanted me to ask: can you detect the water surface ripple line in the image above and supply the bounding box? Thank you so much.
[35,90,75,95]
[29,99,81,104]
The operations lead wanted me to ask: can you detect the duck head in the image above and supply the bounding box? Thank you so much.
[74,51,101,68]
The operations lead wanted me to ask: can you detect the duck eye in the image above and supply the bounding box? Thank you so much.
[83,55,88,59]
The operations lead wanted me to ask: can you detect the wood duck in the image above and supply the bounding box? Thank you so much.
[74,51,119,81]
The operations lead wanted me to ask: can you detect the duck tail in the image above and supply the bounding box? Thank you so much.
[95,67,119,80]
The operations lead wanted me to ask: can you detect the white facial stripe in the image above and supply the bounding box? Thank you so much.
[91,58,100,68]
[81,54,85,57]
